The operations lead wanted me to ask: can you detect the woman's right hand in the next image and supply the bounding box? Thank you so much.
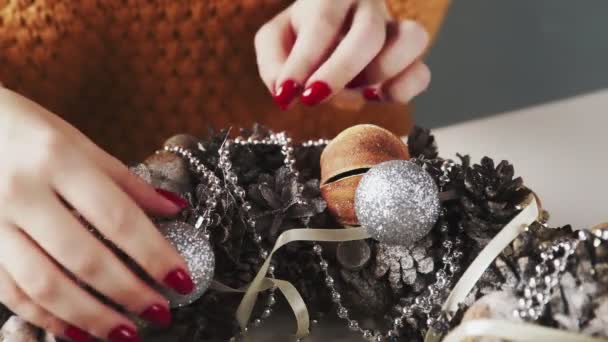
[0,88,194,342]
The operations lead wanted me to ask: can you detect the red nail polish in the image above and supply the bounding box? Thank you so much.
[140,304,172,328]
[65,325,92,342]
[163,268,194,295]
[363,88,382,102]
[300,81,332,106]
[273,79,302,110]
[346,71,368,89]
[108,325,140,342]
[155,188,188,210]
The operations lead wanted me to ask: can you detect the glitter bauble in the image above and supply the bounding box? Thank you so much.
[320,124,410,225]
[157,221,215,308]
[354,160,440,246]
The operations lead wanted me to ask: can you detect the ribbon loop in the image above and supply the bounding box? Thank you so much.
[236,227,371,338]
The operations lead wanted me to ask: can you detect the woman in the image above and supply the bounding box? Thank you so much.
[0,0,449,341]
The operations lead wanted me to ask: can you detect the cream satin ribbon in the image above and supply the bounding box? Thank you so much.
[424,195,540,342]
[211,278,309,337]
[235,227,371,338]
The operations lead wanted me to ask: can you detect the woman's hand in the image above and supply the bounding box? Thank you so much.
[255,0,431,109]
[0,88,195,342]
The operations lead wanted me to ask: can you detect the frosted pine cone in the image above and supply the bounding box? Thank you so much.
[374,237,435,292]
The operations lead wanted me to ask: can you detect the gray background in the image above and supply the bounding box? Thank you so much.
[415,0,608,128]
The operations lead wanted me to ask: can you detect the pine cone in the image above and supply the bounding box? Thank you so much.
[248,167,326,243]
[339,267,393,317]
[295,144,324,181]
[218,247,264,287]
[407,126,438,159]
[373,237,435,292]
[276,246,333,314]
[172,292,240,341]
[461,157,531,245]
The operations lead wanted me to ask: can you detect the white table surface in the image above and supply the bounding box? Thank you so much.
[154,90,608,341]
[433,89,608,229]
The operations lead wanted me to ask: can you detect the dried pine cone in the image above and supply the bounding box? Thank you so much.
[217,246,264,287]
[339,267,393,317]
[276,245,333,314]
[373,237,435,293]
[461,157,531,245]
[407,126,438,159]
[247,167,326,244]
[172,292,240,341]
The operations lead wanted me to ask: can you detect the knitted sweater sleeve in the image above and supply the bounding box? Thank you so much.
[385,0,451,44]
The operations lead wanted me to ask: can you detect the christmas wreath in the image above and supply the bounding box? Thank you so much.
[1,124,606,342]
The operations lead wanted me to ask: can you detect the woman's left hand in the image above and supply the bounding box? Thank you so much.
[255,0,431,109]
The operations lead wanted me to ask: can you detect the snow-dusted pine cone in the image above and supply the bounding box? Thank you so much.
[373,237,435,292]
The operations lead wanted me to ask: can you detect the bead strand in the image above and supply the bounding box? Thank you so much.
[222,134,329,340]
[164,143,277,340]
[162,146,220,234]
[514,236,580,321]
[217,138,278,335]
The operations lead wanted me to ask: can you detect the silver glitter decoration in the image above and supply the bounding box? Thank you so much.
[354,160,440,246]
[158,221,215,308]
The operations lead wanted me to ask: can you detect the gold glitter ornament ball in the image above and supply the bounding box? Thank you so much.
[354,160,440,246]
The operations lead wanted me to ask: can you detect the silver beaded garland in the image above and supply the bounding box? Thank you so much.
[355,160,440,246]
[514,236,580,321]
[157,221,215,308]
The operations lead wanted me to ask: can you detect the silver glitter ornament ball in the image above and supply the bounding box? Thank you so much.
[157,221,215,308]
[354,160,440,246]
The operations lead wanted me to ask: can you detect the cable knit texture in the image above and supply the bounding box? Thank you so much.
[0,0,449,161]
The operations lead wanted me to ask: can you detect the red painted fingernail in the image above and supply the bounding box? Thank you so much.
[65,325,92,342]
[163,268,194,295]
[363,88,382,102]
[300,81,332,106]
[273,79,302,110]
[346,71,368,89]
[108,325,140,342]
[155,188,188,210]
[140,304,172,328]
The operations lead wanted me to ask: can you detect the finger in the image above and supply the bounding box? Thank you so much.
[0,226,138,341]
[276,0,352,107]
[255,10,293,99]
[0,266,73,340]
[51,152,195,297]
[11,188,171,329]
[382,60,431,103]
[53,118,186,215]
[12,90,183,216]
[349,20,429,88]
[300,0,386,106]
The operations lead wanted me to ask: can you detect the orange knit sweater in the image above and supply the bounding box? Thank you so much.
[0,0,449,161]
